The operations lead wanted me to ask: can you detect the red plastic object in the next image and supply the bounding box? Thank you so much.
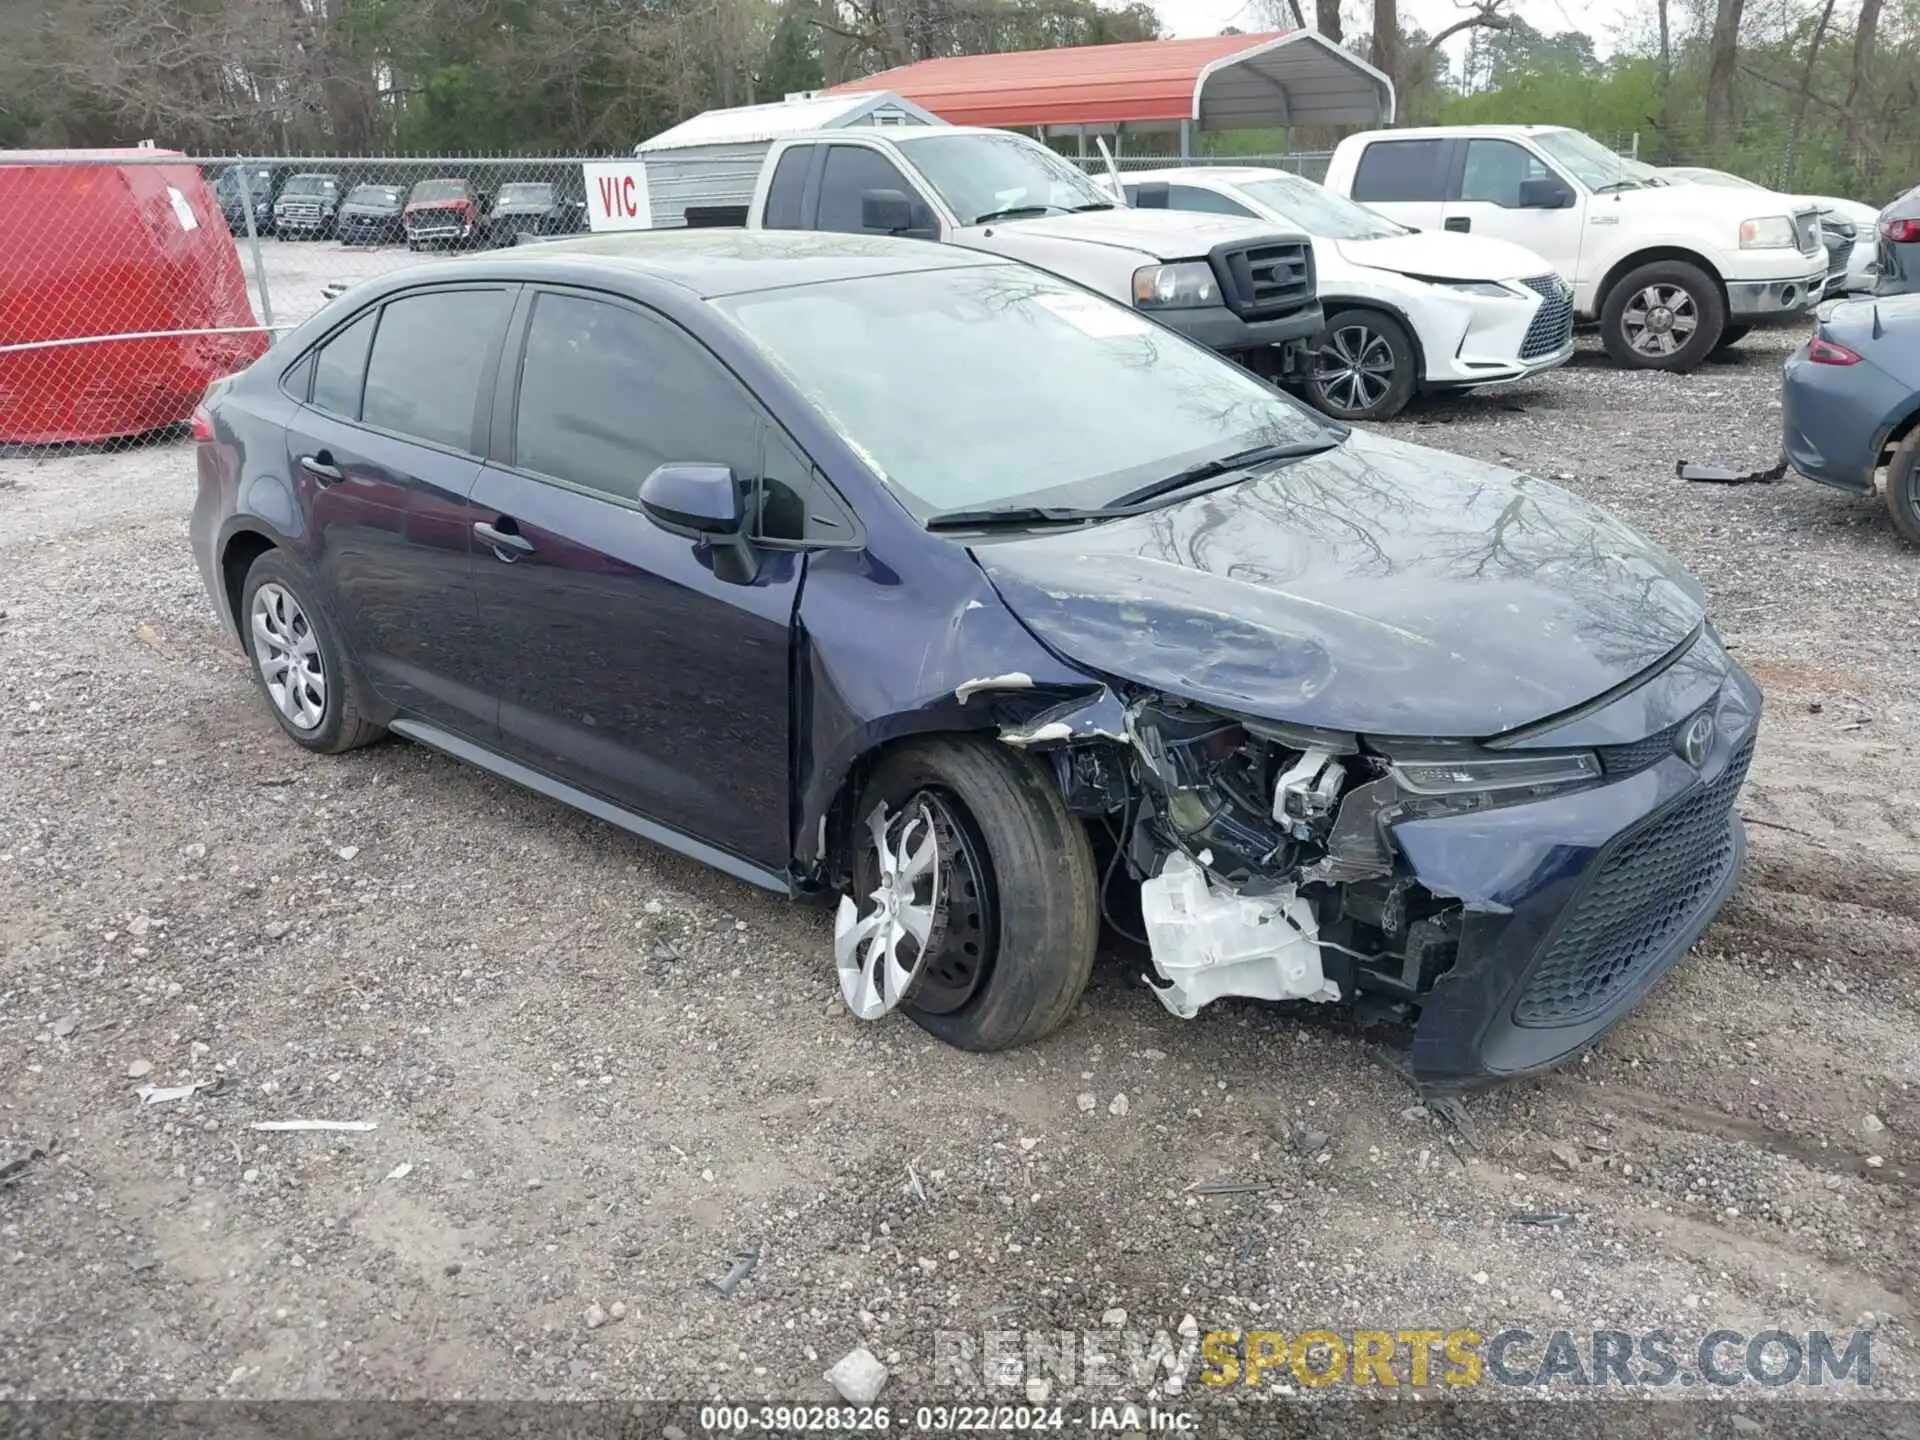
[0,149,269,444]
[1807,335,1863,366]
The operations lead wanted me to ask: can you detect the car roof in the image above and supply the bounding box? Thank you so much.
[442,229,1010,298]
[1348,124,1569,140]
[1116,166,1298,185]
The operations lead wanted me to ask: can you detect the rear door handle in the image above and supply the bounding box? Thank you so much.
[1444,216,1470,233]
[299,451,343,483]
[474,519,534,559]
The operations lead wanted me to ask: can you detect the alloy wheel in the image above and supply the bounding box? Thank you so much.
[249,582,327,731]
[835,797,943,1019]
[1621,284,1698,357]
[1312,324,1397,413]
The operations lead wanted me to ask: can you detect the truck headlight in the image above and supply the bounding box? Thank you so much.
[1739,216,1796,249]
[1132,262,1218,309]
[1392,751,1601,795]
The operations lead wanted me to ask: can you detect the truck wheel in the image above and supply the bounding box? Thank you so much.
[1600,260,1725,371]
[835,738,1097,1052]
[1303,309,1418,421]
[1886,429,1920,547]
[1711,324,1752,355]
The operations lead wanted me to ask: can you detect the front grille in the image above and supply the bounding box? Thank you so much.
[278,202,323,224]
[1514,735,1754,1028]
[1518,274,1575,360]
[408,208,468,233]
[1213,241,1313,318]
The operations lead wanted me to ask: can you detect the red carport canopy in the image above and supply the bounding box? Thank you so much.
[828,32,1394,133]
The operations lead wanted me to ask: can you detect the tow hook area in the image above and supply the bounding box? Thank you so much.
[1138,852,1339,1018]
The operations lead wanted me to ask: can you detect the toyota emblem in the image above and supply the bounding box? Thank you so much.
[1679,712,1716,769]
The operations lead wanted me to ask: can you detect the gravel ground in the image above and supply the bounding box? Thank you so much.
[1,291,1916,1411]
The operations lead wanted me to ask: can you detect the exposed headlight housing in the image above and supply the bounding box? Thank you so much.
[1132,261,1218,309]
[1391,751,1601,796]
[1739,215,1797,249]
[1427,279,1517,299]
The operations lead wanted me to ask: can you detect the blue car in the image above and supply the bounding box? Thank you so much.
[1783,293,1920,544]
[189,231,1760,1088]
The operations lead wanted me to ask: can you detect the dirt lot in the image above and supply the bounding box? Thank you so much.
[1,270,1916,1409]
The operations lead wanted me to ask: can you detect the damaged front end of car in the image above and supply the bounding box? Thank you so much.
[967,655,1760,1091]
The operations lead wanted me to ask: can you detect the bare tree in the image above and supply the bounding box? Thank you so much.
[1316,0,1343,43]
[1704,0,1744,147]
[1841,0,1883,154]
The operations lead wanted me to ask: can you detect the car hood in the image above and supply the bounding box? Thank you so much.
[342,201,402,216]
[1333,230,1557,281]
[955,207,1302,260]
[971,429,1707,739]
[1610,184,1816,226]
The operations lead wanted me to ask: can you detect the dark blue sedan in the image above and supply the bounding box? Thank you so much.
[1783,292,1920,544]
[189,231,1761,1088]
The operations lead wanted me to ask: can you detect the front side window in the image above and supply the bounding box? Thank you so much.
[894,132,1111,224]
[816,147,921,234]
[715,265,1332,518]
[1458,140,1552,208]
[1351,139,1448,203]
[360,289,510,450]
[513,293,758,497]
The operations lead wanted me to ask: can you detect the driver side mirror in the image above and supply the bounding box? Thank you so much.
[862,188,935,239]
[638,463,757,584]
[1518,177,1576,210]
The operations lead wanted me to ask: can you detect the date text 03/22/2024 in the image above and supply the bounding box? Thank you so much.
[695,1404,1191,1433]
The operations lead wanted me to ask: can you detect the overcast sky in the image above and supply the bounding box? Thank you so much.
[1153,0,1642,65]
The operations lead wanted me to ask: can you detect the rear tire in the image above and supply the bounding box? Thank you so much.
[1885,429,1920,547]
[841,739,1097,1052]
[239,551,384,755]
[1303,308,1419,421]
[1600,260,1725,371]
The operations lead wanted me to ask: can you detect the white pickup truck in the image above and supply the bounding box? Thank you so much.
[727,126,1324,374]
[1322,125,1828,371]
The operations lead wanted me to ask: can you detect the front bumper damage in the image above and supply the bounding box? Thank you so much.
[968,637,1762,1089]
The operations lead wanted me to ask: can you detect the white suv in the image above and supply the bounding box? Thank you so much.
[1116,166,1574,420]
[1323,125,1828,371]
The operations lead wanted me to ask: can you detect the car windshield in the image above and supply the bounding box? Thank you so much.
[715,264,1333,518]
[282,175,337,196]
[348,185,402,205]
[1532,129,1649,192]
[411,180,469,203]
[1232,173,1407,240]
[497,184,552,204]
[1672,167,1764,191]
[894,132,1113,224]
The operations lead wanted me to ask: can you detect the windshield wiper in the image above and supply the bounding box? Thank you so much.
[1067,201,1116,212]
[970,204,1060,225]
[925,504,1110,531]
[1594,179,1644,193]
[1104,438,1345,510]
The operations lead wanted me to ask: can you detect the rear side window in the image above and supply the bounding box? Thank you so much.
[1351,139,1449,203]
[361,289,510,451]
[308,310,376,418]
[1167,184,1258,218]
[763,147,811,229]
[817,146,916,233]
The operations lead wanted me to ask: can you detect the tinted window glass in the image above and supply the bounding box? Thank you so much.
[514,293,757,497]
[817,147,916,233]
[1459,139,1551,207]
[361,289,508,450]
[764,147,811,229]
[309,310,376,418]
[1166,184,1257,218]
[1351,139,1448,203]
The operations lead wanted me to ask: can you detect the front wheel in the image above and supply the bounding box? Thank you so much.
[835,739,1098,1052]
[1302,308,1419,421]
[1600,260,1726,371]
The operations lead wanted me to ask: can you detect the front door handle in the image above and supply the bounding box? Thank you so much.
[299,451,343,483]
[474,519,534,560]
[1444,216,1470,233]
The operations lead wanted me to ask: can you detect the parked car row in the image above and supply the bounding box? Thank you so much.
[211,165,584,248]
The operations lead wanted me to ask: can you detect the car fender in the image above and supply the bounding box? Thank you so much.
[1585,236,1735,317]
[1313,278,1440,380]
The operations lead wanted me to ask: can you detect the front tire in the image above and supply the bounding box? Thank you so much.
[1885,430,1920,547]
[837,739,1098,1052]
[1303,308,1419,421]
[239,551,384,755]
[1600,260,1725,371]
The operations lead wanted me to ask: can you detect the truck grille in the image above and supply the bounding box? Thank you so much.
[1518,274,1575,360]
[408,207,469,235]
[278,201,324,225]
[1212,241,1313,319]
[1513,734,1754,1028]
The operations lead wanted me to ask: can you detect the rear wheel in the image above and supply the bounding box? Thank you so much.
[1600,260,1725,371]
[1885,429,1920,547]
[1302,308,1419,421]
[835,739,1097,1051]
[239,551,384,755]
